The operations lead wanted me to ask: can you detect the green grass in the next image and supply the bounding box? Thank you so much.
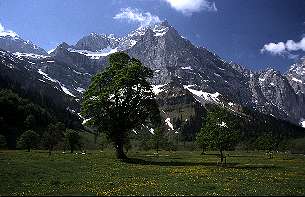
[0,150,305,196]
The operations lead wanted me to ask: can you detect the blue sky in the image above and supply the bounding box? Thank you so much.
[0,0,305,72]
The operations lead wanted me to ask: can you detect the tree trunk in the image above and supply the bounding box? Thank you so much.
[115,142,127,159]
[48,145,53,156]
[94,132,98,144]
[70,143,74,153]
[220,150,224,163]
[201,146,205,155]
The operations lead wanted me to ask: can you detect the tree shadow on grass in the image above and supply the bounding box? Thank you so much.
[122,157,238,167]
[227,155,263,158]
[230,163,277,170]
[122,158,278,170]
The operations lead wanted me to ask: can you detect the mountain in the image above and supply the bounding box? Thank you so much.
[123,21,305,126]
[0,49,81,123]
[0,32,48,55]
[1,21,305,133]
[74,33,119,51]
[286,57,305,95]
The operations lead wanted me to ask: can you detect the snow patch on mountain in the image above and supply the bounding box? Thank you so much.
[165,118,174,130]
[38,69,75,97]
[38,69,58,83]
[217,121,227,128]
[152,84,166,95]
[48,48,56,54]
[13,52,49,59]
[181,66,193,70]
[0,23,19,39]
[153,25,169,37]
[292,77,303,83]
[184,85,220,103]
[300,119,305,128]
[82,118,91,125]
[61,85,75,97]
[76,87,86,93]
[68,47,118,59]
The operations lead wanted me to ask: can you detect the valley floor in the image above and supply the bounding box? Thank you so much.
[0,150,305,196]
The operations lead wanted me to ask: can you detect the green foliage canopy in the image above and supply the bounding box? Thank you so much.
[17,130,39,152]
[197,106,240,162]
[42,122,65,155]
[81,52,161,159]
[65,129,82,153]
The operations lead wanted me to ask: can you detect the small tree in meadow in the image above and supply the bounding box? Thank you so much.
[17,130,40,152]
[195,131,209,155]
[42,122,65,155]
[256,132,276,158]
[198,107,240,163]
[153,126,167,153]
[65,129,82,153]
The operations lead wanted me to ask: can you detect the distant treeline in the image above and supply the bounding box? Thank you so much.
[0,87,304,153]
[0,88,82,149]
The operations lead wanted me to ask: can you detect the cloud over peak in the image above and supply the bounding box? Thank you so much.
[163,0,217,15]
[261,42,286,56]
[261,37,305,59]
[113,8,161,28]
[0,23,18,38]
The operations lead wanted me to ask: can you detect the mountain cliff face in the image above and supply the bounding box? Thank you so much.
[286,58,305,95]
[1,21,304,130]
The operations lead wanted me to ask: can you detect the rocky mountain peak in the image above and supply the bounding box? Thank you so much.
[49,42,71,56]
[286,57,305,95]
[74,32,119,51]
[0,30,19,39]
[0,33,47,55]
[160,20,170,27]
[59,42,71,49]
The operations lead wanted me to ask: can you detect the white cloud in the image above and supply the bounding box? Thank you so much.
[261,37,305,57]
[0,23,18,38]
[113,8,161,28]
[163,0,217,15]
[286,38,305,51]
[261,42,286,55]
[0,23,4,32]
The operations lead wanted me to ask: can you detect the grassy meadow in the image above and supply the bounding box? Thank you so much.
[0,150,305,196]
